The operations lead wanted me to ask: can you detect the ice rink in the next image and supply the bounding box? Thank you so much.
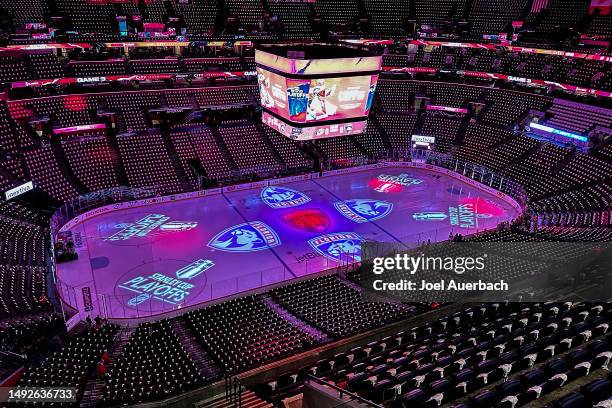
[55,166,520,320]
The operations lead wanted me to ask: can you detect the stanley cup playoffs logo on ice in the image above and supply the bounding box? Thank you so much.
[119,259,215,307]
[412,204,493,229]
[119,258,215,308]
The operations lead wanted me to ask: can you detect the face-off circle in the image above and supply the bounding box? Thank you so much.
[114,258,210,312]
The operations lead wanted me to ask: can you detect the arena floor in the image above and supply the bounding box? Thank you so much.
[55,166,520,321]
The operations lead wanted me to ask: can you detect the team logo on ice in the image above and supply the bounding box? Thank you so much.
[370,173,424,193]
[308,232,362,263]
[280,208,330,233]
[208,221,281,252]
[334,199,393,223]
[261,186,310,209]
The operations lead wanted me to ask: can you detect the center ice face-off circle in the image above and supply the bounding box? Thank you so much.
[280,208,331,233]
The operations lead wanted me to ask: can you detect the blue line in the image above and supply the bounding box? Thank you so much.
[310,178,408,248]
[221,192,297,278]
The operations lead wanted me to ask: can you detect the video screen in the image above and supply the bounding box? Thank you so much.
[257,67,378,124]
[262,112,367,140]
[257,67,289,119]
[255,51,382,75]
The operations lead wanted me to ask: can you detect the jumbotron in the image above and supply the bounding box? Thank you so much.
[0,1,610,407]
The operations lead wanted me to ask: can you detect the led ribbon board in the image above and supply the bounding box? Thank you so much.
[262,112,367,141]
[529,122,589,142]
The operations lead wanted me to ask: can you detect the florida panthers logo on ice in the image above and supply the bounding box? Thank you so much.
[208,221,280,252]
[261,186,310,209]
[308,232,362,263]
[335,199,393,223]
[280,208,330,233]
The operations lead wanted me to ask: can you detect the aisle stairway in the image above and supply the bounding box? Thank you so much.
[80,327,135,407]
[170,318,223,381]
[198,390,273,408]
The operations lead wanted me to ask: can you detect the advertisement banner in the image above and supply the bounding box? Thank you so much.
[4,181,34,200]
[82,287,93,312]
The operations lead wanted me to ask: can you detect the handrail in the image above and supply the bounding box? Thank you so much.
[305,375,385,408]
[224,374,242,408]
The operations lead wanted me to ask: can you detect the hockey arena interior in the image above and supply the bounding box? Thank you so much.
[0,0,611,407]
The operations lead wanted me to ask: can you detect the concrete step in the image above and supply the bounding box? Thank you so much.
[198,390,272,408]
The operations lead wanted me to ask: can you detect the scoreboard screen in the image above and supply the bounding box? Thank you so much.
[256,45,382,140]
[257,67,377,124]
